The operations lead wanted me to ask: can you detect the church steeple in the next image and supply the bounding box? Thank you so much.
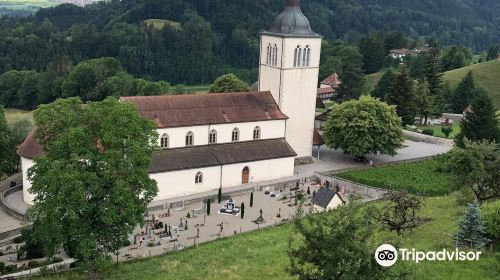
[265,0,320,37]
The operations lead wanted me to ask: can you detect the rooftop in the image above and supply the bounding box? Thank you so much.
[263,0,321,38]
[120,91,288,129]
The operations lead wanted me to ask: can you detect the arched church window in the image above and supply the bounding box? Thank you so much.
[231,128,240,142]
[305,46,311,67]
[294,46,301,67]
[253,126,261,140]
[160,133,169,149]
[185,131,194,146]
[209,129,217,144]
[195,171,203,184]
[303,45,311,67]
[297,48,302,67]
[273,44,278,66]
[266,44,271,65]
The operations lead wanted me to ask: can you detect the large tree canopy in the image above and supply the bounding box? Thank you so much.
[323,96,404,157]
[209,73,249,93]
[28,97,158,278]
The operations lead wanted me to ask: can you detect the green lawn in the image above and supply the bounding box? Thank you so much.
[338,157,456,196]
[415,123,461,139]
[4,108,33,125]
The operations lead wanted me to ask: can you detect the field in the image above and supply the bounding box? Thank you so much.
[4,108,33,125]
[444,60,500,109]
[365,69,386,92]
[144,19,181,30]
[337,157,456,196]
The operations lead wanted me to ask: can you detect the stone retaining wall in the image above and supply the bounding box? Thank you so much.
[0,185,29,221]
[314,172,388,201]
[403,130,453,146]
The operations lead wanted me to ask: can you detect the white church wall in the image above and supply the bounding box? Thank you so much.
[221,157,294,188]
[21,156,35,205]
[151,166,221,201]
[210,120,285,143]
[157,125,209,149]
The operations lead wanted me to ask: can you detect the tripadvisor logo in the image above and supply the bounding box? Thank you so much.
[374,244,482,267]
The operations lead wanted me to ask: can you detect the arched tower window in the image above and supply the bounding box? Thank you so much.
[231,128,240,142]
[303,45,310,67]
[266,44,271,65]
[294,46,301,67]
[160,133,169,149]
[185,131,194,146]
[297,47,302,67]
[273,44,278,66]
[209,129,217,144]
[253,126,261,140]
[195,171,203,184]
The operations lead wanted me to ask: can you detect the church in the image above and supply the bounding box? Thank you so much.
[18,0,323,204]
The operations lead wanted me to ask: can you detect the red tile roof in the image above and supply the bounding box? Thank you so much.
[316,97,325,109]
[17,128,43,159]
[320,73,341,87]
[120,91,288,128]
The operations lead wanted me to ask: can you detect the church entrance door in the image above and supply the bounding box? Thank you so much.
[242,167,250,184]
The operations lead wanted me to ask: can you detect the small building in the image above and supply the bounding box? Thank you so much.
[389,48,409,60]
[320,73,341,89]
[317,87,336,100]
[312,187,346,211]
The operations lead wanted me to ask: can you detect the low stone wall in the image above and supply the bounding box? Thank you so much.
[403,130,453,146]
[0,185,29,221]
[314,172,388,202]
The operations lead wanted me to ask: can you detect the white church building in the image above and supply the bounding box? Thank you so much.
[18,0,323,204]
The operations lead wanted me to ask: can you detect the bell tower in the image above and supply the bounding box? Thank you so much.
[258,0,322,163]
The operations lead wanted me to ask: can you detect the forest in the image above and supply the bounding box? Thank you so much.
[0,0,499,86]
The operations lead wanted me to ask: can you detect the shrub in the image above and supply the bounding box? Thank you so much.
[186,212,191,219]
[123,239,131,247]
[455,187,476,206]
[0,261,5,272]
[441,126,453,138]
[481,200,500,239]
[147,242,155,247]
[13,235,24,244]
[422,128,434,136]
[240,203,245,219]
[207,199,211,216]
[250,192,254,207]
[27,260,40,268]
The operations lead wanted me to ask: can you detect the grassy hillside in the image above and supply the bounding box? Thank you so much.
[34,159,499,280]
[444,60,500,109]
[34,196,499,280]
[367,61,500,109]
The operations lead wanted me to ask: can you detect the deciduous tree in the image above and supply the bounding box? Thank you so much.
[28,97,158,279]
[376,192,423,236]
[323,96,404,158]
[209,74,249,93]
[288,200,387,280]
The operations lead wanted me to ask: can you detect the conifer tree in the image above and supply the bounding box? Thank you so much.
[415,80,434,125]
[451,71,476,113]
[455,89,500,147]
[250,192,254,207]
[424,38,443,114]
[240,203,245,219]
[388,66,416,125]
[454,203,489,249]
[218,187,222,204]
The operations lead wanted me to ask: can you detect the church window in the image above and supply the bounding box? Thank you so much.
[253,126,261,140]
[293,46,300,67]
[195,171,203,184]
[232,128,240,142]
[160,133,169,149]
[185,131,194,146]
[209,129,217,144]
[305,45,311,67]
[297,48,302,67]
[266,44,271,65]
[273,44,278,66]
